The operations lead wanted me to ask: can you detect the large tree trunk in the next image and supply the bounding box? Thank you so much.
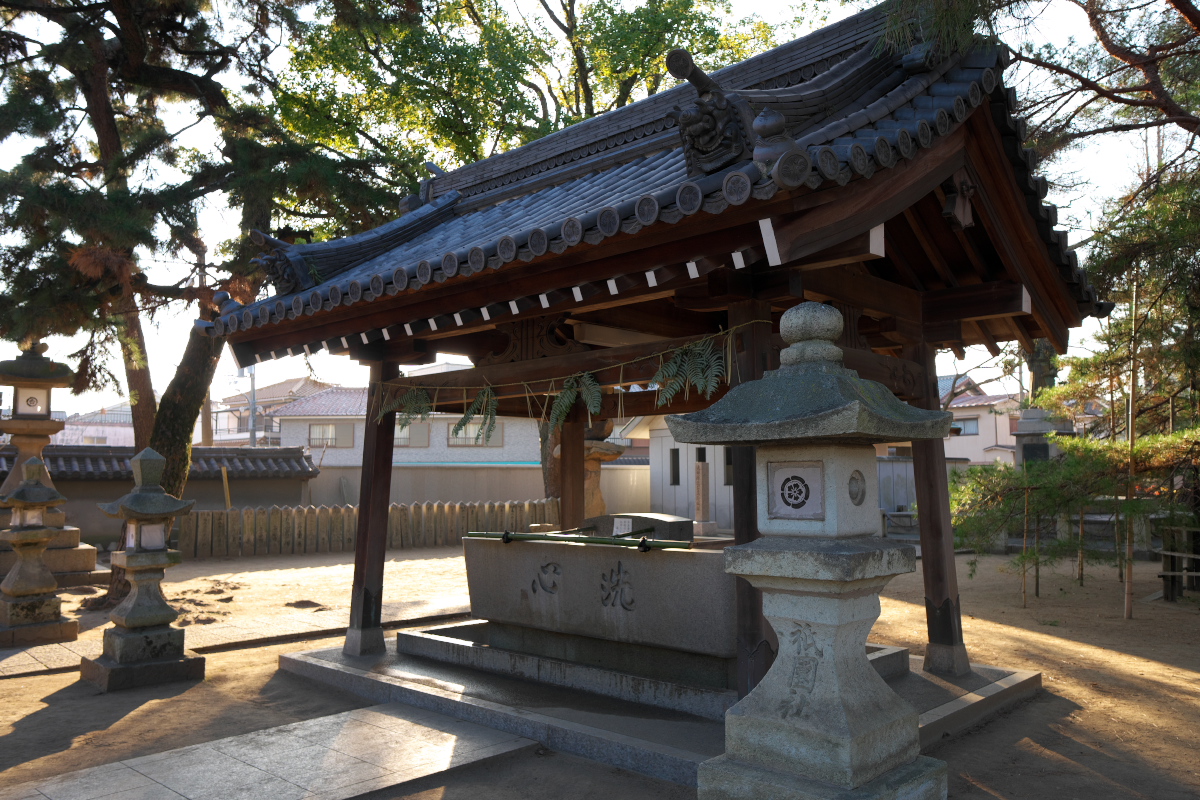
[116,295,157,450]
[150,326,224,497]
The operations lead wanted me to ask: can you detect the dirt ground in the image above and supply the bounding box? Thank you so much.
[2,552,1197,799]
[874,554,1200,800]
[0,637,369,786]
[62,549,471,638]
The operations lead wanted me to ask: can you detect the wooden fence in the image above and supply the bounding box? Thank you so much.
[175,498,560,560]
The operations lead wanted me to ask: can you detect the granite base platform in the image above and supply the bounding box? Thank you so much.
[280,640,1040,786]
[0,616,78,647]
[395,619,910,721]
[80,652,206,692]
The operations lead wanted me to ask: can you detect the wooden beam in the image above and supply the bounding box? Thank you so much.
[345,360,399,656]
[904,341,970,676]
[922,282,1031,324]
[902,207,959,288]
[728,299,775,697]
[839,348,927,402]
[771,129,967,266]
[788,225,885,271]
[803,266,922,321]
[964,106,1076,351]
[560,407,585,529]
[567,322,669,347]
[385,334,709,401]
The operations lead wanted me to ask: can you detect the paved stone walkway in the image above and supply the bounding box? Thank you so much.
[0,702,534,800]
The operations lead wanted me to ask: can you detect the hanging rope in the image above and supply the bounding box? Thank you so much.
[373,319,772,439]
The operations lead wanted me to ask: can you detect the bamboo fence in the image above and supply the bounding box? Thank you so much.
[175,497,560,560]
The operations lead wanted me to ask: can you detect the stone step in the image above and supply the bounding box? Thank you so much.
[281,642,1041,787]
[0,525,81,550]
[395,619,910,721]
[0,543,97,576]
[0,702,536,800]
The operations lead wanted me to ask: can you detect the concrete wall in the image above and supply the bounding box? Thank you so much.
[281,413,542,469]
[649,418,735,531]
[54,477,308,548]
[599,465,651,515]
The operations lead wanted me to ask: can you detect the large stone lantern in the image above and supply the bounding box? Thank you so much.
[667,303,953,800]
[81,449,204,692]
[0,342,73,500]
[0,457,78,646]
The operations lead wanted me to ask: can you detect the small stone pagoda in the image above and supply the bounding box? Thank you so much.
[81,449,203,692]
[0,458,78,646]
[667,302,953,800]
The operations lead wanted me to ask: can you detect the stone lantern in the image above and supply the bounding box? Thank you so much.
[0,457,78,646]
[0,342,73,501]
[667,303,953,800]
[80,448,204,692]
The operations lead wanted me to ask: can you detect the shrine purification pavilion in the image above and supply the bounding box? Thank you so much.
[197,4,1109,688]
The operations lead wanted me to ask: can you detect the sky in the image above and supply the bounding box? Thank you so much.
[18,0,1141,416]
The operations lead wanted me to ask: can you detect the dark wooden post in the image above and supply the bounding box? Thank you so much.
[907,342,971,675]
[728,299,775,696]
[559,404,586,530]
[344,360,399,656]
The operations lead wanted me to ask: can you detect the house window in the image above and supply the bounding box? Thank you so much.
[394,422,430,448]
[696,446,706,463]
[83,436,107,445]
[448,421,503,447]
[669,448,680,486]
[309,423,353,448]
[953,417,980,436]
[724,447,734,486]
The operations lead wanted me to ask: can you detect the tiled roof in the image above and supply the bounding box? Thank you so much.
[266,387,368,418]
[0,446,320,481]
[949,392,1018,408]
[220,377,337,406]
[200,3,1105,357]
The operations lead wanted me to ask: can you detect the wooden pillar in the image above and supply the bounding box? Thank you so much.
[728,299,776,696]
[345,360,399,656]
[560,404,586,530]
[907,342,971,675]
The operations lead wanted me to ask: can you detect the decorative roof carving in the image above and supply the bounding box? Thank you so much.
[667,49,755,176]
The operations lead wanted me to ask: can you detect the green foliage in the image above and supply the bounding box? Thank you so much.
[653,338,725,407]
[951,432,1200,579]
[546,372,603,430]
[453,386,499,444]
[381,387,433,430]
[280,0,785,184]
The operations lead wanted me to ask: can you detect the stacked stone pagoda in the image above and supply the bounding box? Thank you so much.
[0,458,78,646]
[668,302,953,800]
[81,449,204,692]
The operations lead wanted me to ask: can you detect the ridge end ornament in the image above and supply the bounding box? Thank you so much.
[667,49,755,176]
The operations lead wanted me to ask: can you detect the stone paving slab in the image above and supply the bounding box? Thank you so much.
[0,702,535,800]
[0,601,471,679]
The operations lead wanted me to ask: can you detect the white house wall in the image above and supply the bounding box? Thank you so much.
[649,420,735,531]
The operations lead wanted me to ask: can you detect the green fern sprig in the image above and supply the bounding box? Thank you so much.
[453,386,499,443]
[380,387,433,430]
[548,377,579,430]
[653,340,725,407]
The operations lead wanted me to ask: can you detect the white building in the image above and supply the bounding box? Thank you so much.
[271,386,547,506]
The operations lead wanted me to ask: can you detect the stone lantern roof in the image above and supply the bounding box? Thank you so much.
[0,343,73,389]
[666,303,953,447]
[0,458,66,509]
[97,449,194,521]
